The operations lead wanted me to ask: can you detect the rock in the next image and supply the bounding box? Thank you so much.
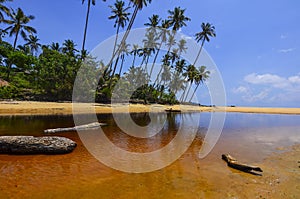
[0,136,77,154]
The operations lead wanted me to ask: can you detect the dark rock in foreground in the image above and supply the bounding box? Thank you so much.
[0,136,77,154]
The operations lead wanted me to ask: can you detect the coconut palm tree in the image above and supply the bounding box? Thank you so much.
[2,7,36,80]
[81,0,106,55]
[189,65,210,102]
[117,41,130,76]
[25,34,41,56]
[181,64,196,102]
[177,38,187,57]
[62,39,79,57]
[115,0,152,60]
[130,44,139,68]
[193,22,216,65]
[50,42,62,52]
[0,0,11,21]
[167,7,190,31]
[108,0,130,60]
[2,7,36,50]
[148,19,170,78]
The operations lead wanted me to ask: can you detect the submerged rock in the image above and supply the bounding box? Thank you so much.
[0,136,77,154]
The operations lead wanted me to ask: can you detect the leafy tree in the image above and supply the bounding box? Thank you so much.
[2,7,36,80]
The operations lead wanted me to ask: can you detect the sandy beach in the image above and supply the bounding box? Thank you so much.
[0,101,300,115]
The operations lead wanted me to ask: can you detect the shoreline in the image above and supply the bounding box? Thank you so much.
[0,101,300,115]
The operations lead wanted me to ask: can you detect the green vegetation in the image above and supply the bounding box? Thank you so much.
[0,0,216,104]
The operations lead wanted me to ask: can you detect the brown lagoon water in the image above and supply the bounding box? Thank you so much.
[0,113,300,198]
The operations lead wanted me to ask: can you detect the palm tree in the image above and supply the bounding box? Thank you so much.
[181,64,196,102]
[114,0,152,59]
[130,44,139,68]
[62,39,79,57]
[189,66,210,102]
[2,7,36,80]
[167,7,190,31]
[50,42,62,52]
[3,7,36,50]
[118,41,130,76]
[109,0,130,56]
[0,0,11,21]
[81,0,106,55]
[108,0,130,73]
[193,22,216,65]
[177,38,187,57]
[25,34,41,55]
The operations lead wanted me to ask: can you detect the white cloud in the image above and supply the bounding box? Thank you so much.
[233,73,300,105]
[288,75,300,84]
[244,73,289,89]
[232,86,248,94]
[181,35,192,40]
[245,90,269,102]
[278,48,295,53]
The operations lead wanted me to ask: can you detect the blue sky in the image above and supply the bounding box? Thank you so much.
[3,0,300,107]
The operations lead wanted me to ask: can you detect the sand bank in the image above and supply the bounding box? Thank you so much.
[0,101,299,115]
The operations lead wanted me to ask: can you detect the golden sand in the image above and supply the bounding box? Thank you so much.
[0,101,299,115]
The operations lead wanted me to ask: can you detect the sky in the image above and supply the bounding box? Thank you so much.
[2,0,300,107]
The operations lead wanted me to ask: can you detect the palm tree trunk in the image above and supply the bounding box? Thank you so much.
[110,24,120,71]
[118,54,124,76]
[82,0,91,55]
[183,81,193,102]
[7,29,19,80]
[110,24,120,74]
[149,40,163,78]
[189,83,200,102]
[193,39,205,66]
[131,53,136,68]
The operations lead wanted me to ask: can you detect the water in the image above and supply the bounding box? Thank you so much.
[0,113,300,198]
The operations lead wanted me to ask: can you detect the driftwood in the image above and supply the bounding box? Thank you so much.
[165,108,181,113]
[44,122,106,134]
[0,136,76,154]
[222,154,263,175]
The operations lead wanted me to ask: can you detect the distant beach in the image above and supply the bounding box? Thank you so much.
[0,101,299,115]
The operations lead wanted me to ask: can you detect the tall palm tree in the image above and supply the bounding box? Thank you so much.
[167,7,190,31]
[0,0,11,21]
[108,0,130,73]
[2,7,36,80]
[193,22,216,65]
[177,38,187,57]
[118,41,130,76]
[3,7,36,50]
[130,44,139,68]
[81,0,106,55]
[114,0,152,59]
[181,64,196,102]
[109,0,130,55]
[25,34,41,56]
[189,65,210,102]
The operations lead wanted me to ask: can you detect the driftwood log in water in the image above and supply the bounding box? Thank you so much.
[44,122,106,134]
[0,136,76,154]
[222,154,263,174]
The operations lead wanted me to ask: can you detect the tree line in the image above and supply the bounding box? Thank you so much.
[0,0,216,104]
